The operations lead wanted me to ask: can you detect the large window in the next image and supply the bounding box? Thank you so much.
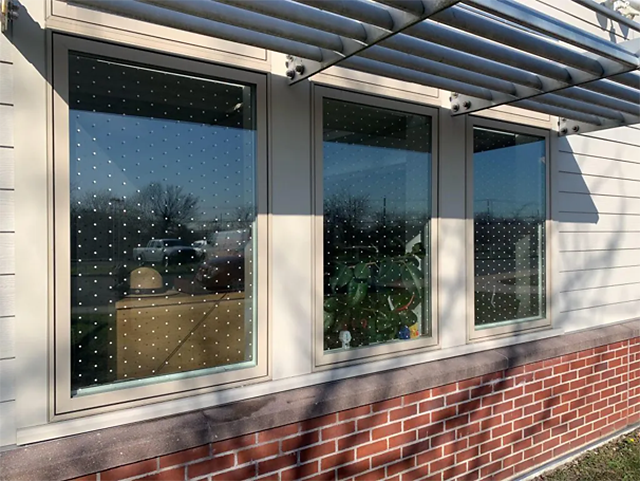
[53,38,267,413]
[316,89,436,365]
[470,123,548,337]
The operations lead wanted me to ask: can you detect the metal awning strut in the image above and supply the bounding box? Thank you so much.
[68,0,640,135]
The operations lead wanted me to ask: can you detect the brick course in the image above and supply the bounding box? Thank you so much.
[69,337,640,481]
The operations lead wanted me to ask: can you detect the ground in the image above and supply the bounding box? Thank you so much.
[536,429,640,481]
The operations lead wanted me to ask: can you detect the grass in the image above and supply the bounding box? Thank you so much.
[536,429,640,481]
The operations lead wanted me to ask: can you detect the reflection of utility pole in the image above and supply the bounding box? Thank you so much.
[382,197,387,226]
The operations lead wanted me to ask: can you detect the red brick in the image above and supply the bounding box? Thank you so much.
[389,431,417,449]
[355,467,386,481]
[446,390,470,405]
[137,469,185,481]
[480,439,501,454]
[211,434,256,454]
[322,421,355,441]
[493,400,514,415]
[300,441,336,463]
[429,453,455,473]
[456,445,479,464]
[490,446,512,462]
[258,453,297,475]
[481,393,503,407]
[433,383,457,397]
[337,459,370,478]
[339,405,371,421]
[160,445,209,469]
[390,405,418,422]
[71,476,98,481]
[419,397,445,413]
[503,451,524,468]
[321,449,355,470]
[503,407,523,422]
[371,447,401,469]
[357,412,389,432]
[403,413,431,431]
[457,421,481,438]
[480,460,502,477]
[188,455,235,479]
[386,457,417,477]
[417,421,444,439]
[371,397,403,412]
[282,431,320,453]
[258,424,300,443]
[210,465,256,480]
[237,442,279,465]
[445,414,469,431]
[303,414,338,431]
[281,462,319,480]
[372,421,402,440]
[515,394,534,408]
[459,377,483,390]
[357,439,388,458]
[102,460,158,481]
[491,423,511,439]
[431,431,455,448]
[442,461,468,479]
[338,431,371,451]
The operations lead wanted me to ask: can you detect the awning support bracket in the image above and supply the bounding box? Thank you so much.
[285,0,462,84]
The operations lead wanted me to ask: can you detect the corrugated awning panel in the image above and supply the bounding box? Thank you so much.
[67,0,640,135]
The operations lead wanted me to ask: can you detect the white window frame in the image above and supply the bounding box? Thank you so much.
[52,35,269,415]
[466,117,552,341]
[313,86,440,368]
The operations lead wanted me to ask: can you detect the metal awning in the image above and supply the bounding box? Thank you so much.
[68,0,640,135]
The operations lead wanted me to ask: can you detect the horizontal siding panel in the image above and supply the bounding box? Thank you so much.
[559,300,640,331]
[558,231,640,251]
[556,212,640,231]
[0,62,12,105]
[557,172,640,197]
[0,32,12,63]
[0,190,14,231]
[0,147,13,189]
[558,266,640,292]
[0,316,14,359]
[558,153,640,178]
[558,192,640,216]
[0,275,14,317]
[558,137,640,162]
[0,233,14,274]
[582,127,640,146]
[0,104,12,147]
[0,358,14,402]
[0,400,15,446]
[559,248,640,272]
[560,283,640,312]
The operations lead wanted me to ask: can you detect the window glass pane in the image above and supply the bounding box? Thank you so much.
[322,98,432,352]
[68,53,257,395]
[473,127,546,327]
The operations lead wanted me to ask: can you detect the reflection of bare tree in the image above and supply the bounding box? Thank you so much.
[135,183,199,237]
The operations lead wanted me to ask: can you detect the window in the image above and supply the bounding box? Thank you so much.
[53,37,267,413]
[315,88,437,366]
[468,121,549,339]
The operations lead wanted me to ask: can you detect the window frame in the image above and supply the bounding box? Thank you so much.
[466,117,552,341]
[312,85,440,369]
[52,35,269,415]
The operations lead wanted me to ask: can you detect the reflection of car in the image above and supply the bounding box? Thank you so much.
[133,239,200,267]
[191,240,208,257]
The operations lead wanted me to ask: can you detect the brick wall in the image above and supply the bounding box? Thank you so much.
[74,338,640,481]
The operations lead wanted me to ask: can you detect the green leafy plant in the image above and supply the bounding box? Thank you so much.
[323,242,427,350]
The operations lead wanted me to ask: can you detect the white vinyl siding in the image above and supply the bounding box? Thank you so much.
[0,29,15,447]
[556,126,640,332]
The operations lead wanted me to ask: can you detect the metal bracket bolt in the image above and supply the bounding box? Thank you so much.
[1,0,18,33]
[285,55,305,81]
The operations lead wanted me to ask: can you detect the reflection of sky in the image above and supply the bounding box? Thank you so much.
[70,111,256,220]
[474,141,546,219]
[323,142,432,216]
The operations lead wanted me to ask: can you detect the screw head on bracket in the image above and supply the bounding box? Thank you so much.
[463,101,472,109]
[560,127,568,135]
[295,63,305,75]
[452,103,460,112]
[572,125,580,133]
[286,69,296,80]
